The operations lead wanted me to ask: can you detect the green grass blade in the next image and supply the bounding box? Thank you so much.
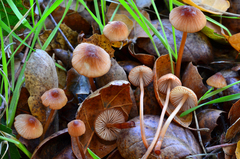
[101,0,106,26]
[87,148,101,159]
[109,4,120,22]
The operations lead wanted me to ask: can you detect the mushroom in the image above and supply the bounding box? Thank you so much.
[94,108,135,141]
[103,21,129,42]
[143,73,181,158]
[154,86,198,155]
[169,5,206,78]
[128,65,154,149]
[68,119,86,159]
[14,114,43,139]
[40,88,68,140]
[72,43,111,91]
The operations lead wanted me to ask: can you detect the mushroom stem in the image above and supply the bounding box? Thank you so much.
[41,109,55,141]
[142,82,171,159]
[106,121,135,129]
[154,94,188,155]
[88,77,97,92]
[139,75,149,149]
[175,32,188,78]
[75,136,86,159]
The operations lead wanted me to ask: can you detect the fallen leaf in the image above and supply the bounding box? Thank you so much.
[117,115,202,158]
[182,62,208,99]
[107,149,124,159]
[118,60,141,75]
[197,109,225,145]
[82,34,115,58]
[56,64,67,89]
[54,49,72,70]
[136,0,152,8]
[236,140,240,159]
[15,87,30,116]
[128,43,155,68]
[222,143,237,159]
[153,54,192,127]
[25,49,58,125]
[226,117,240,141]
[137,19,214,65]
[229,99,240,125]
[31,128,72,159]
[223,32,240,53]
[182,0,230,14]
[75,80,133,158]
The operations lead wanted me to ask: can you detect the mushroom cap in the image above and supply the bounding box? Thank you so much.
[169,5,206,33]
[41,88,68,110]
[94,109,125,141]
[72,43,111,78]
[170,86,198,111]
[14,114,43,139]
[206,72,227,88]
[68,119,86,137]
[157,73,182,94]
[128,65,153,87]
[103,21,129,42]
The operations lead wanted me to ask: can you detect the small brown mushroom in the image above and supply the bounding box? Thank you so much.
[169,5,206,78]
[128,65,153,149]
[40,88,67,140]
[68,119,86,159]
[72,43,111,91]
[94,108,135,141]
[154,86,198,155]
[14,114,43,139]
[103,21,129,42]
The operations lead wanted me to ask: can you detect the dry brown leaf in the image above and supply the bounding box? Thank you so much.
[182,0,230,14]
[138,19,213,65]
[226,117,240,141]
[223,32,240,53]
[229,99,240,125]
[182,62,208,99]
[117,115,202,158]
[153,54,192,127]
[25,49,58,125]
[128,43,155,68]
[75,80,133,158]
[198,109,225,145]
[235,140,240,159]
[54,49,72,70]
[82,34,115,58]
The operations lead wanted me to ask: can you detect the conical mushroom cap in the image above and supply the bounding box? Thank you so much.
[157,73,182,94]
[68,119,86,137]
[206,72,227,88]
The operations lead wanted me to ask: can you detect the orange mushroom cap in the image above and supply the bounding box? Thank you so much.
[170,86,198,111]
[206,72,227,88]
[68,119,86,137]
[128,65,153,87]
[72,43,111,78]
[14,114,43,139]
[41,88,67,110]
[103,21,129,42]
[169,5,206,33]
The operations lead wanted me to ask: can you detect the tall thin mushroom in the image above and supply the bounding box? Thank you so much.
[142,73,181,158]
[169,6,206,78]
[128,65,153,149]
[154,86,198,155]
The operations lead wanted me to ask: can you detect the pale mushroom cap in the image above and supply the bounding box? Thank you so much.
[128,65,153,87]
[170,86,198,111]
[72,43,111,78]
[157,73,182,94]
[41,88,68,110]
[206,72,227,88]
[94,109,125,141]
[14,114,43,139]
[68,119,86,137]
[169,6,206,33]
[103,21,129,42]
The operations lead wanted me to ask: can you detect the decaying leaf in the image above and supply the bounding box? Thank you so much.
[229,99,240,125]
[235,140,240,159]
[137,19,213,65]
[31,128,72,159]
[226,117,240,141]
[54,49,73,70]
[198,109,225,145]
[82,34,115,58]
[75,80,133,158]
[223,32,240,53]
[25,49,58,125]
[182,62,208,99]
[117,115,202,159]
[128,43,155,68]
[153,54,192,127]
[182,0,230,14]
